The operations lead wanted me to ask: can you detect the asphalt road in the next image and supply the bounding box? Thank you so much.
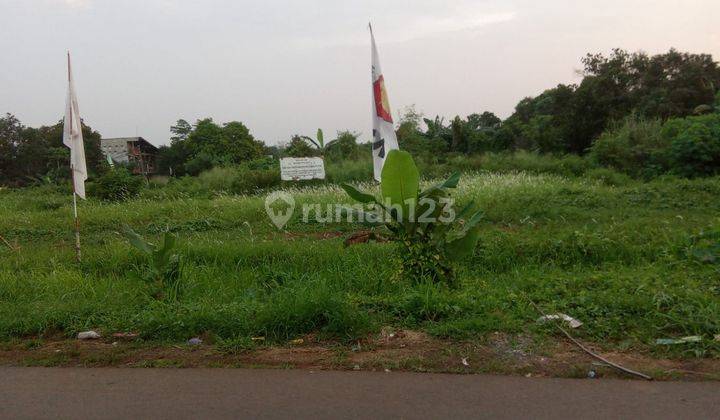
[0,368,718,419]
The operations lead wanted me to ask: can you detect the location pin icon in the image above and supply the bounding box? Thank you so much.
[265,191,295,230]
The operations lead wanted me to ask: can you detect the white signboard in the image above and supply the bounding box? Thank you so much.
[280,157,326,181]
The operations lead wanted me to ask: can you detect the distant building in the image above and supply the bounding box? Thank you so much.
[100,137,159,175]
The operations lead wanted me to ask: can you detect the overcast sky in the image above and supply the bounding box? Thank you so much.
[1,0,719,146]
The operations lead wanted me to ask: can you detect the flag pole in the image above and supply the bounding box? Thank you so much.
[68,52,81,262]
[71,167,81,262]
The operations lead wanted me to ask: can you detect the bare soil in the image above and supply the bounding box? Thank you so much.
[2,329,718,381]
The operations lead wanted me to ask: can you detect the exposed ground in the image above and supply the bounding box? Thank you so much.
[2,329,719,381]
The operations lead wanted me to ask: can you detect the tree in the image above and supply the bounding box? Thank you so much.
[396,105,423,143]
[468,112,501,129]
[450,116,468,152]
[158,118,264,175]
[0,114,104,186]
[170,119,192,144]
[325,131,361,160]
[501,49,720,155]
[283,135,318,157]
[0,114,22,183]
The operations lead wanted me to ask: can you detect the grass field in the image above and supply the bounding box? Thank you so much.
[1,171,719,363]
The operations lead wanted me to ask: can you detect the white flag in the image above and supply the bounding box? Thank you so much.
[63,52,88,199]
[370,25,399,181]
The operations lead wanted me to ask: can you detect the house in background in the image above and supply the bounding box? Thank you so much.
[100,137,159,175]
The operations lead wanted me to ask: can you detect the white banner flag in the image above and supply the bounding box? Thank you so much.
[370,25,399,181]
[63,52,88,199]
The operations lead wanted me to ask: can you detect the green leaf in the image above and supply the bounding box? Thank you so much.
[152,232,177,269]
[464,210,484,230]
[341,183,377,204]
[441,171,461,188]
[446,225,481,261]
[380,150,420,223]
[161,231,176,253]
[317,128,324,148]
[446,208,483,243]
[301,135,321,149]
[419,171,460,198]
[121,224,153,254]
[455,201,476,219]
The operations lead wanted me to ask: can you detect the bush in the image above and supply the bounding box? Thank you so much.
[665,114,720,177]
[91,167,144,201]
[461,151,592,177]
[589,117,668,177]
[197,166,237,192]
[586,168,633,186]
[230,167,280,194]
[325,157,373,184]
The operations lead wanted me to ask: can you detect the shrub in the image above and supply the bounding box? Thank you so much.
[141,176,212,200]
[183,151,217,176]
[466,151,591,177]
[196,166,236,192]
[325,157,373,184]
[665,114,720,177]
[589,117,668,177]
[230,167,280,194]
[91,167,144,201]
[585,168,632,186]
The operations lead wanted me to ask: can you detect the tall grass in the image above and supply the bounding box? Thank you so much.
[1,172,719,355]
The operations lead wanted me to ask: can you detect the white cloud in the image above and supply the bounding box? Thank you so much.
[293,6,517,49]
[397,11,517,42]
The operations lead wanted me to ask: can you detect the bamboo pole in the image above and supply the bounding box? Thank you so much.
[67,53,81,263]
[71,166,81,263]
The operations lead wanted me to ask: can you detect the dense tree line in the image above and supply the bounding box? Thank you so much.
[0,113,104,186]
[2,48,719,187]
[396,49,720,157]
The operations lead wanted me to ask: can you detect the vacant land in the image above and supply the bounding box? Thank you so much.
[1,172,719,376]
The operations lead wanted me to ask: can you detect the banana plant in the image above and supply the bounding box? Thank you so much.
[122,224,183,300]
[341,150,482,283]
[301,128,338,154]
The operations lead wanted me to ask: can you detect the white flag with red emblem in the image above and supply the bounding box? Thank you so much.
[370,25,399,181]
[63,52,87,199]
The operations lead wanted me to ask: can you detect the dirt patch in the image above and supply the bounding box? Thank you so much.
[283,231,346,241]
[1,330,719,381]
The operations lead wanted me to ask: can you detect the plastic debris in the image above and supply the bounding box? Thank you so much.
[655,336,702,345]
[537,314,583,329]
[187,337,203,345]
[251,336,266,342]
[353,365,361,371]
[461,357,470,367]
[587,370,597,379]
[77,331,101,340]
[290,338,304,345]
[384,368,391,373]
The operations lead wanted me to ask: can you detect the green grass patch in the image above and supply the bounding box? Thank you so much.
[1,172,719,356]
